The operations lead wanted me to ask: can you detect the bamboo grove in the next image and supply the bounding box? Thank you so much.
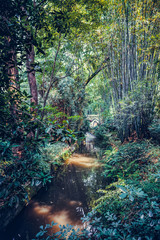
[86,0,160,142]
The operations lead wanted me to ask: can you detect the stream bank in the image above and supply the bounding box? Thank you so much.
[0,144,74,233]
[0,133,105,240]
[0,152,104,240]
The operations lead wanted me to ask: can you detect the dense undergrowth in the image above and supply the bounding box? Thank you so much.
[34,122,160,240]
[83,138,160,240]
[85,123,160,240]
[0,141,69,210]
[0,89,77,213]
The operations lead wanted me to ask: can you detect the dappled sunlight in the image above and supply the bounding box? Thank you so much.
[48,210,71,227]
[33,202,52,215]
[32,199,84,236]
[66,154,100,168]
[68,200,82,207]
[48,210,84,239]
[48,210,81,227]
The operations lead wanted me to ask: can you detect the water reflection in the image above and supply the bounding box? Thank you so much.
[0,153,104,240]
[66,154,99,168]
[33,202,52,214]
[32,199,84,226]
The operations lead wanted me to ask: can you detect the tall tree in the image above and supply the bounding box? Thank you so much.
[26,44,38,106]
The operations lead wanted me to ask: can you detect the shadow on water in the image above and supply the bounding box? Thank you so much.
[0,136,105,240]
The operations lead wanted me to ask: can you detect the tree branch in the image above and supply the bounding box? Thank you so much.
[85,57,109,86]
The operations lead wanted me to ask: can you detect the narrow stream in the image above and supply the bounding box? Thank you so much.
[0,138,104,240]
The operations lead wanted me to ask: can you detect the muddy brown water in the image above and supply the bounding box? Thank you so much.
[0,152,105,240]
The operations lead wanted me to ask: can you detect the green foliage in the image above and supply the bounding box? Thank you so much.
[0,0,159,238]
[0,140,69,209]
[84,0,160,142]
[78,141,160,240]
[94,126,109,149]
[149,119,160,143]
[0,142,41,207]
[79,117,90,134]
[82,180,160,240]
[0,88,62,209]
[93,123,113,149]
[33,221,81,240]
[47,121,77,144]
[103,141,150,180]
[114,90,154,142]
[40,142,68,165]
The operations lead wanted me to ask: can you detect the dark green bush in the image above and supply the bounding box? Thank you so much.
[103,141,149,180]
[149,119,160,143]
[93,124,112,149]
[82,181,160,240]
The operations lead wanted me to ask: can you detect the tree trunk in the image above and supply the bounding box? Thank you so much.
[7,39,20,90]
[26,44,38,106]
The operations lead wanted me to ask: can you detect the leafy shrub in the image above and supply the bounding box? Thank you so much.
[39,142,68,167]
[81,180,160,240]
[79,117,90,134]
[81,141,160,240]
[93,124,112,149]
[0,87,74,210]
[0,141,45,208]
[33,222,82,240]
[149,119,160,143]
[103,141,149,180]
[0,141,69,209]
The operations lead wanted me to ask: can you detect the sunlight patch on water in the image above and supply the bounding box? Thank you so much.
[68,200,82,206]
[48,210,80,226]
[48,210,84,239]
[66,154,99,168]
[33,202,52,215]
[32,200,84,236]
